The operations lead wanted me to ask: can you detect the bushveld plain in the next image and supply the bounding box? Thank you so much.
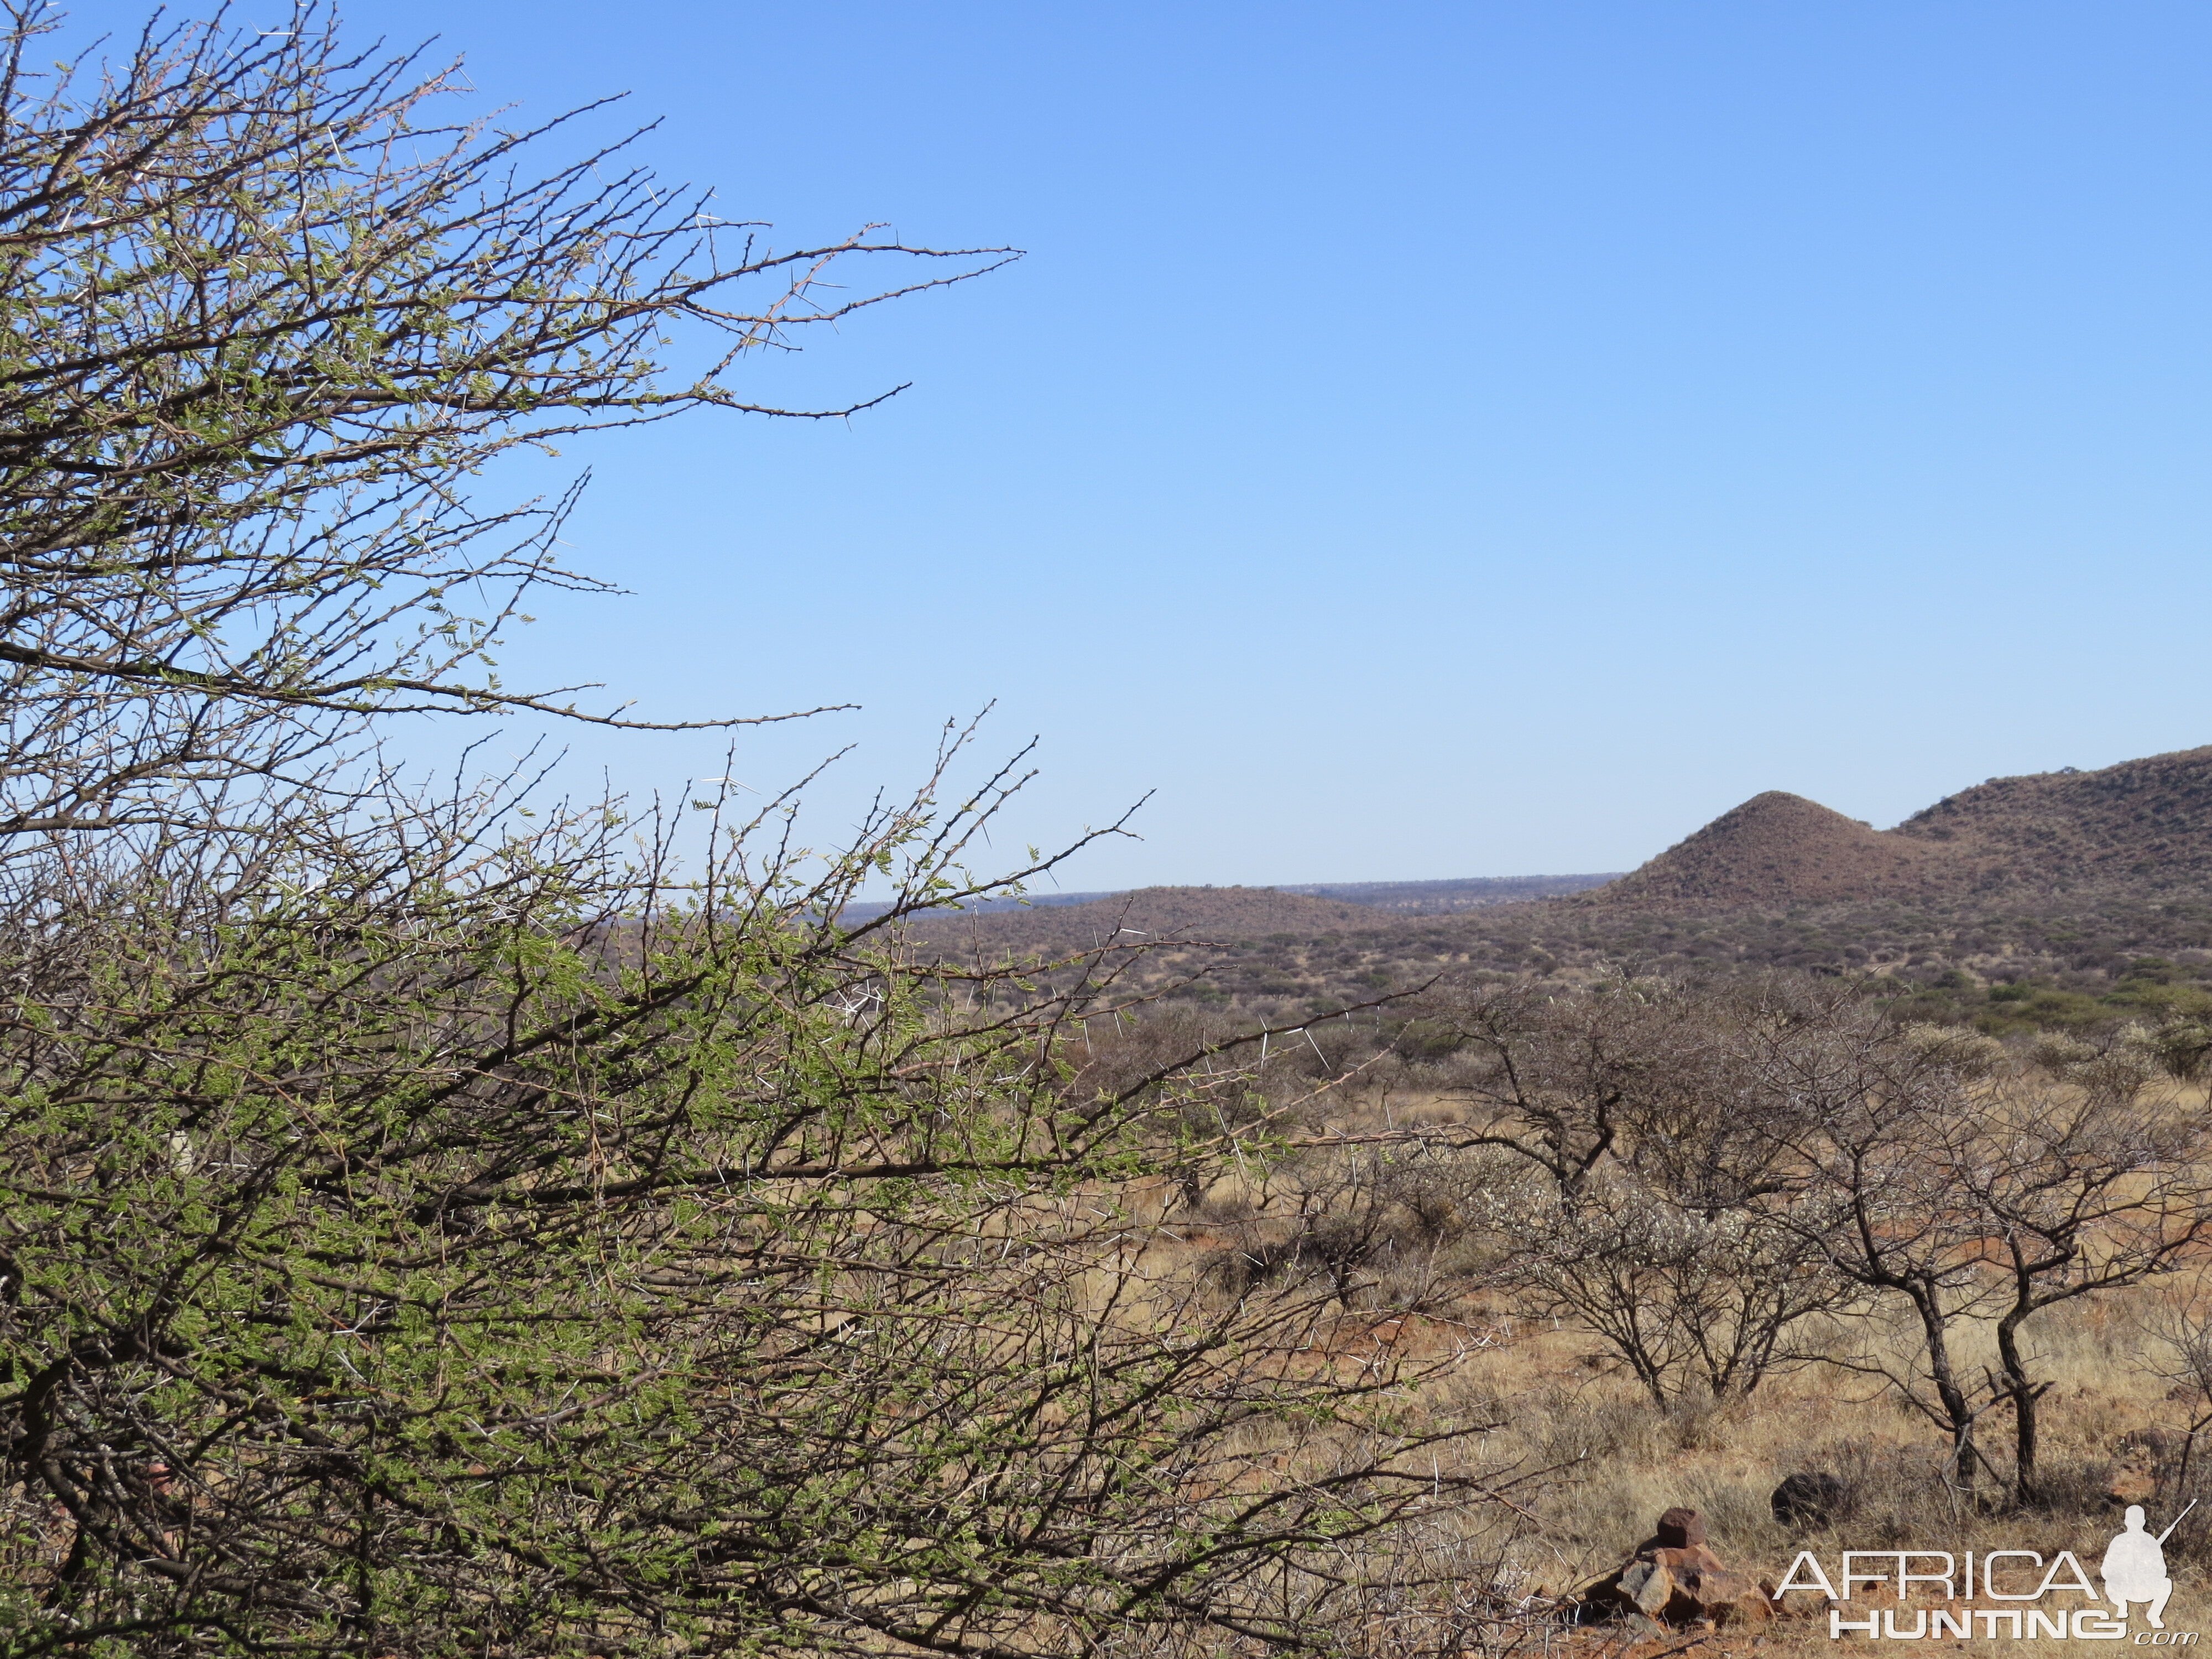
[888,744,2212,1655]
[7,7,2209,1650]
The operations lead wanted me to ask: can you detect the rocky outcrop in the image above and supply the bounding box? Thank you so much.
[1573,1507,1777,1631]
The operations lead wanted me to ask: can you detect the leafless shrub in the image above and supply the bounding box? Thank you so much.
[1498,1170,1860,1406]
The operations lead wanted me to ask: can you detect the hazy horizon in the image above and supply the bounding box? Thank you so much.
[61,0,2212,890]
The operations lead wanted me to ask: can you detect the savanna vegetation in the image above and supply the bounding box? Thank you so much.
[907,879,2212,1046]
[2,7,2211,1659]
[0,9,1491,1653]
[1042,973,2212,1649]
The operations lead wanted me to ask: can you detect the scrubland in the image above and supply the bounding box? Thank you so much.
[1065,978,2212,1658]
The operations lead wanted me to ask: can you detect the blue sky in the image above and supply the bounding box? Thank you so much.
[74,1,2212,886]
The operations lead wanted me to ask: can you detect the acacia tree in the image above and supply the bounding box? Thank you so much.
[1751,1010,2212,1506]
[0,0,1010,847]
[0,763,1498,1656]
[1953,1074,2212,1502]
[0,9,1501,1655]
[1499,1171,1855,1407]
[1410,978,1727,1196]
[1746,1007,2008,1493]
[1453,979,1858,1406]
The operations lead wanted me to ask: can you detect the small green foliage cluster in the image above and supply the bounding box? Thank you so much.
[1871,955,2212,1037]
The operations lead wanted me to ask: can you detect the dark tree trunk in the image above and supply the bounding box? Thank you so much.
[1995,1303,2040,1501]
[1907,1277,1986,1497]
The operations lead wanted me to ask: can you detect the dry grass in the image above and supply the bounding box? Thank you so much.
[1302,1285,2212,1656]
[1112,1074,2212,1657]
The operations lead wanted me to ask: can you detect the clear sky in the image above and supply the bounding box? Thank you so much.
[69,1,2212,888]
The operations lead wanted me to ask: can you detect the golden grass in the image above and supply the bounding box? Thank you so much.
[1110,1078,2212,1657]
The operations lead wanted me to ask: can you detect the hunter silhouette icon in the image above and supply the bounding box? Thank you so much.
[2105,1502,2195,1629]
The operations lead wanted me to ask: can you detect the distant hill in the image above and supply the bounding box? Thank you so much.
[865,747,2212,1034]
[841,889,1115,921]
[898,885,1376,956]
[1276,873,1621,911]
[844,872,1619,923]
[1591,745,2212,908]
[1593,792,1952,905]
[1892,746,2212,890]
